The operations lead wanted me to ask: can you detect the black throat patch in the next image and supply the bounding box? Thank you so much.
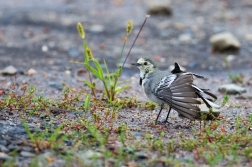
[139,70,149,86]
[139,78,143,85]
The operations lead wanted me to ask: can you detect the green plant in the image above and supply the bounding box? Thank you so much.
[76,16,149,102]
[224,58,244,83]
[22,121,66,151]
[76,21,132,102]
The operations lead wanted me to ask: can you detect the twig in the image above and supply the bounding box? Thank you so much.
[122,15,150,67]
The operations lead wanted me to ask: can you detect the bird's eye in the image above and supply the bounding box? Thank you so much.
[144,62,147,65]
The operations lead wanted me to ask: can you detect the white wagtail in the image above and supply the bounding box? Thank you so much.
[132,58,220,124]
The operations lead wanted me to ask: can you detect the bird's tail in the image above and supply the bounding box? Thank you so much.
[192,85,220,108]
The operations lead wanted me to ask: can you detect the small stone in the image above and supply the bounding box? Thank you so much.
[0,145,9,152]
[0,65,18,75]
[210,32,240,52]
[76,68,86,76]
[20,151,35,157]
[68,48,80,57]
[0,152,10,160]
[7,144,19,151]
[196,104,220,120]
[0,140,7,146]
[147,0,172,15]
[21,146,34,152]
[89,24,105,34]
[226,55,236,62]
[178,33,192,42]
[41,45,49,52]
[27,68,37,76]
[135,152,148,160]
[157,20,170,30]
[39,113,47,119]
[188,62,198,68]
[78,150,103,166]
[83,150,102,159]
[245,34,252,41]
[123,147,135,155]
[65,70,71,75]
[48,81,63,90]
[236,95,252,100]
[218,84,246,94]
[172,22,186,30]
[65,139,73,146]
[132,132,143,138]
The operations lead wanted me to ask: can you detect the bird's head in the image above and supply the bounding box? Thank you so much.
[132,58,157,74]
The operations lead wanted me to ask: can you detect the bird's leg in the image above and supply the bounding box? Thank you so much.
[155,103,164,124]
[162,106,172,124]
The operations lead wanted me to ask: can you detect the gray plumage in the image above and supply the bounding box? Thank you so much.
[132,58,219,124]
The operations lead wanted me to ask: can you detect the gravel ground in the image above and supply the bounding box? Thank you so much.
[0,0,252,166]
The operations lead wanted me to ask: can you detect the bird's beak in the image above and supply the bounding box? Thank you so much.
[131,63,140,66]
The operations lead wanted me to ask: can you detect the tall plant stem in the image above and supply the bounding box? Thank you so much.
[122,15,150,67]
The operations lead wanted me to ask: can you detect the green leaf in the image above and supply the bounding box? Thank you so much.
[115,85,130,94]
[84,94,91,112]
[22,121,35,142]
[48,124,63,142]
[83,81,95,89]
[89,66,103,80]
[93,59,104,80]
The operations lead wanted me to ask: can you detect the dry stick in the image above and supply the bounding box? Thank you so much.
[111,15,150,101]
[122,15,150,68]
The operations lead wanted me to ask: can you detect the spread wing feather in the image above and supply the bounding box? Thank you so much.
[153,73,219,120]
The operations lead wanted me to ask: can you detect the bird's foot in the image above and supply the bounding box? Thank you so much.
[156,120,172,125]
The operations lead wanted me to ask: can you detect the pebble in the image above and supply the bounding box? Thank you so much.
[218,84,246,94]
[147,0,172,15]
[135,152,148,160]
[157,20,170,30]
[83,150,102,159]
[0,152,10,160]
[89,24,105,34]
[188,62,198,68]
[245,34,252,41]
[0,140,7,146]
[68,48,80,57]
[226,55,236,62]
[196,104,220,120]
[0,65,18,75]
[20,151,35,157]
[78,150,103,167]
[48,81,63,90]
[27,68,37,76]
[65,70,71,75]
[210,32,240,52]
[21,146,34,152]
[7,144,20,151]
[41,45,48,52]
[178,33,192,42]
[39,113,47,119]
[0,145,9,152]
[123,147,135,155]
[235,95,252,100]
[132,132,143,138]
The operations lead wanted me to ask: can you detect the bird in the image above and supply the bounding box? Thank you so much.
[132,58,220,124]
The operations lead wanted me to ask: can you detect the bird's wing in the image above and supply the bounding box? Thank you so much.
[153,73,201,120]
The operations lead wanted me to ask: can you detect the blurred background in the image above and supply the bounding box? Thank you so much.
[0,0,252,75]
